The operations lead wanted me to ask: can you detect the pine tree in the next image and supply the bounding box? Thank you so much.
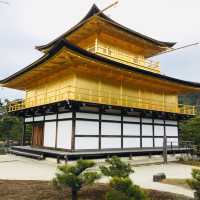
[52,159,101,200]
[100,156,148,200]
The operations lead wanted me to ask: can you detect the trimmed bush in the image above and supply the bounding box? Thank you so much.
[100,156,134,178]
[188,169,200,200]
[52,159,101,200]
[106,189,130,200]
[105,177,148,200]
[100,156,148,200]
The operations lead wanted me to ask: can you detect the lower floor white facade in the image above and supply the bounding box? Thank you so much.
[24,103,179,151]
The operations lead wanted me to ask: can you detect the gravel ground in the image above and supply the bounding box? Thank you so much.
[0,154,195,198]
[0,180,193,200]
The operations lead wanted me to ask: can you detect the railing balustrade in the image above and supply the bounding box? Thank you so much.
[7,85,196,115]
[87,43,160,73]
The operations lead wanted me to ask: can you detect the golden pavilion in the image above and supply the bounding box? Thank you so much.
[1,4,199,158]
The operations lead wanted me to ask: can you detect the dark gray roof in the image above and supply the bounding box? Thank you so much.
[36,4,176,51]
[1,39,200,89]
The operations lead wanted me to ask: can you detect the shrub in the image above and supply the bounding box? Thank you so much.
[106,177,148,200]
[52,159,101,200]
[106,189,129,200]
[100,156,134,178]
[188,168,200,199]
[100,156,148,200]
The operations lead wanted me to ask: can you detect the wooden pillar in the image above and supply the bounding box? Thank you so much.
[55,109,59,149]
[99,107,102,150]
[21,117,25,146]
[140,114,142,148]
[71,104,76,151]
[64,155,68,164]
[152,117,155,148]
[163,119,168,164]
[177,118,180,147]
[32,113,35,146]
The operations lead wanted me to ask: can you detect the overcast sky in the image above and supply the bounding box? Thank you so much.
[0,0,200,101]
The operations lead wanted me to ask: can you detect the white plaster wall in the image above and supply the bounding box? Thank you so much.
[25,117,33,122]
[167,137,179,146]
[75,137,99,150]
[101,137,121,149]
[142,138,153,148]
[142,125,153,136]
[123,124,140,136]
[76,112,99,119]
[154,125,164,136]
[166,126,178,137]
[142,118,153,123]
[57,121,72,149]
[102,122,121,135]
[76,121,99,135]
[58,112,72,119]
[123,116,140,122]
[34,116,44,121]
[102,114,121,121]
[165,120,178,125]
[123,138,140,148]
[154,119,164,124]
[43,122,56,148]
[154,138,163,147]
[45,114,57,120]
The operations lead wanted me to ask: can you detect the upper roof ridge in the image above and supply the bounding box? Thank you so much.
[35,4,176,52]
[80,4,111,22]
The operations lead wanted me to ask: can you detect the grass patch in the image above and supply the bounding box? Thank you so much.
[160,178,191,189]
[0,180,193,200]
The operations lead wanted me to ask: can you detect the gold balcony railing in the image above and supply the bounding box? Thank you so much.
[7,100,25,112]
[87,43,160,73]
[7,85,196,115]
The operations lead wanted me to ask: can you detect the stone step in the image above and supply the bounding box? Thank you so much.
[8,149,44,160]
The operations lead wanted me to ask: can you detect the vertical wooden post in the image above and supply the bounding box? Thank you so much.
[71,103,76,151]
[163,119,168,164]
[152,117,155,148]
[57,156,61,164]
[99,107,102,150]
[55,109,59,149]
[140,114,142,148]
[177,119,180,148]
[64,155,68,164]
[32,113,35,146]
[21,117,25,146]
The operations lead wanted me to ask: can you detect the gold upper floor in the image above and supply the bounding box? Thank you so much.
[7,62,197,115]
[71,21,163,73]
[38,12,170,74]
[8,84,196,115]
[85,37,160,73]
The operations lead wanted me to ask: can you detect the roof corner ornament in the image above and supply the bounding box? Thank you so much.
[95,1,119,16]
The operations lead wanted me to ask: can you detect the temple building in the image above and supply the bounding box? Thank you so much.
[1,5,200,158]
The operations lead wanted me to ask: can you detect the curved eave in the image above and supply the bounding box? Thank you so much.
[35,4,176,52]
[0,53,50,85]
[1,39,200,91]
